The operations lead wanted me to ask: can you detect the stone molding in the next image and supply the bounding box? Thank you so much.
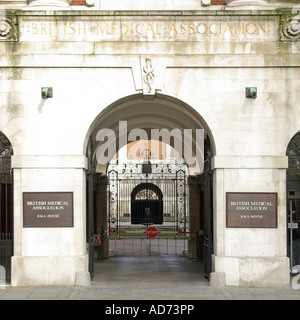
[212,155,289,169]
[11,155,88,170]
[281,15,300,41]
[27,0,71,7]
[0,13,18,42]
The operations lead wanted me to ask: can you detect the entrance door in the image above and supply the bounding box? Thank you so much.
[132,201,160,225]
[131,183,163,225]
[288,199,300,270]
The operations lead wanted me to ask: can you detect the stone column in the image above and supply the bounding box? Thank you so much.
[225,0,268,7]
[211,156,290,287]
[11,155,88,286]
[27,0,71,7]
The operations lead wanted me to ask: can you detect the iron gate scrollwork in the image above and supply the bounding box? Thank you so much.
[287,132,300,170]
[107,159,188,234]
[0,132,13,283]
[176,169,186,232]
[108,169,118,231]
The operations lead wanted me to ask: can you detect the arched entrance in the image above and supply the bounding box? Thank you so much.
[106,145,189,256]
[287,132,300,271]
[0,132,13,283]
[85,93,215,280]
[131,183,163,225]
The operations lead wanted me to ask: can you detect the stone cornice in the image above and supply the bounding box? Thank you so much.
[10,8,300,17]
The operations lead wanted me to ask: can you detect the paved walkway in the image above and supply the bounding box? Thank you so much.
[0,256,300,300]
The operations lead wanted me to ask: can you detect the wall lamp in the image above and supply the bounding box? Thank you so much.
[245,87,257,99]
[41,87,53,99]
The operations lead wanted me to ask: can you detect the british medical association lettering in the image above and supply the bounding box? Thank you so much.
[28,21,268,36]
[226,192,277,228]
[20,18,273,42]
[23,192,73,227]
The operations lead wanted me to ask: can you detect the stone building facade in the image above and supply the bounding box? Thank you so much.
[0,0,299,287]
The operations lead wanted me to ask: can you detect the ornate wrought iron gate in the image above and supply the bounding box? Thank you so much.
[107,159,189,256]
[0,133,13,283]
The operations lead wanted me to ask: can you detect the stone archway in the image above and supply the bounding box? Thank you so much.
[84,93,215,273]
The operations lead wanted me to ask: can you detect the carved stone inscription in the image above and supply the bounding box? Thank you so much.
[19,16,276,42]
[23,192,73,227]
[226,192,277,228]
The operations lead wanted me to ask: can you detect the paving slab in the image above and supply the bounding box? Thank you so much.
[0,256,299,300]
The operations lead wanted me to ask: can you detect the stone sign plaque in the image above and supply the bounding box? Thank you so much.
[226,192,277,228]
[23,192,73,227]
